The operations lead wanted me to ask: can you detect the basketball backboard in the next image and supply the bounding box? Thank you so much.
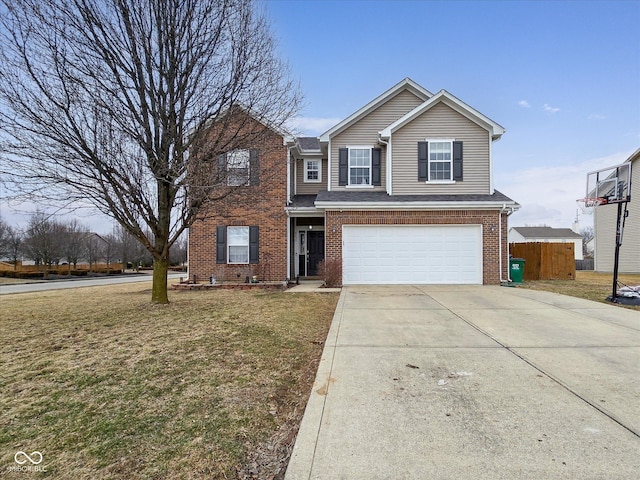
[585,162,632,204]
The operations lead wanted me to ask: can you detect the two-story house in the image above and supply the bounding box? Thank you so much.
[188,78,520,286]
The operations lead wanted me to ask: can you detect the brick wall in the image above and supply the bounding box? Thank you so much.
[188,118,288,283]
[325,209,509,285]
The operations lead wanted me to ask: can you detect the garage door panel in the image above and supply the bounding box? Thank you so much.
[342,225,482,285]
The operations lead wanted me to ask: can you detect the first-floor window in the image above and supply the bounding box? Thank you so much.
[227,226,249,263]
[349,148,371,185]
[429,141,452,181]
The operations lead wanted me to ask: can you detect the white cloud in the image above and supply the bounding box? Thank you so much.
[286,116,342,136]
[587,113,607,120]
[497,151,632,230]
[543,103,560,114]
[518,100,530,108]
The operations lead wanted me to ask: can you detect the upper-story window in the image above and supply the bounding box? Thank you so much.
[418,140,463,183]
[429,141,452,181]
[218,149,259,186]
[349,147,371,186]
[226,149,250,186]
[304,159,321,183]
[338,147,381,187]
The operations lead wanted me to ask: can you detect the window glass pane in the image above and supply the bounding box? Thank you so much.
[227,150,250,186]
[229,245,248,263]
[428,142,452,180]
[306,160,319,180]
[228,226,249,245]
[227,226,249,263]
[349,149,371,185]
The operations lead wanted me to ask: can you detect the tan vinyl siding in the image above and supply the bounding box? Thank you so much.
[594,160,639,273]
[330,89,424,191]
[392,103,491,195]
[295,158,328,194]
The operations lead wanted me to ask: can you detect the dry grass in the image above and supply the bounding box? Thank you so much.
[0,284,338,479]
[520,270,640,310]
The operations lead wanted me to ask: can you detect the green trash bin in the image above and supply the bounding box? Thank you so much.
[509,258,525,283]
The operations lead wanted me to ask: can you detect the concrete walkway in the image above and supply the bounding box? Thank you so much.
[286,285,640,480]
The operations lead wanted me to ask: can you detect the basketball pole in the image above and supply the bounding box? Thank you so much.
[610,200,629,303]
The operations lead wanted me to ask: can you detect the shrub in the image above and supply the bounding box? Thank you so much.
[318,258,342,288]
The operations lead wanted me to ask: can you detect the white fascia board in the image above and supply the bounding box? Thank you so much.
[319,78,432,142]
[379,90,505,140]
[314,201,521,211]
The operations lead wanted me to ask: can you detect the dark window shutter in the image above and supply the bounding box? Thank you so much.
[418,142,428,181]
[249,149,259,186]
[249,226,259,264]
[218,154,227,183]
[453,141,463,181]
[372,148,382,186]
[216,226,226,264]
[338,148,348,185]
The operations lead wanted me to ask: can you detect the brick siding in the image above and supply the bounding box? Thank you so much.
[188,118,288,283]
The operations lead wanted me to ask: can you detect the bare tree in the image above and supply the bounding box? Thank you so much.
[63,219,89,270]
[0,217,9,259]
[23,211,65,272]
[580,226,595,259]
[0,0,300,302]
[85,233,106,272]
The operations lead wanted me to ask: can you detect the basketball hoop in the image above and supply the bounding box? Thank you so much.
[576,197,606,215]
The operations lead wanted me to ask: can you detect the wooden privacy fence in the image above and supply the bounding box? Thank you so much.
[510,242,575,281]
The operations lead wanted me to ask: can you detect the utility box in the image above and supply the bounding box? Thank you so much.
[509,258,526,283]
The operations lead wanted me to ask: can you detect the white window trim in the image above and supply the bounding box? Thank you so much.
[347,145,373,187]
[303,158,322,183]
[425,138,455,183]
[227,226,249,264]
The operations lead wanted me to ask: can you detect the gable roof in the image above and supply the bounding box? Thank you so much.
[510,227,581,239]
[379,89,505,141]
[319,77,432,142]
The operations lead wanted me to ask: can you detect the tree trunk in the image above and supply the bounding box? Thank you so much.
[151,256,169,304]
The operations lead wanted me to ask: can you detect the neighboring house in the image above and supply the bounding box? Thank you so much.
[188,78,520,285]
[508,226,584,261]
[593,148,639,273]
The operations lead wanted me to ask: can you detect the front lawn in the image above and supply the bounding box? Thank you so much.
[0,284,338,478]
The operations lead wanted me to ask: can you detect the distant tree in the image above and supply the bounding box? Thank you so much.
[0,0,300,303]
[6,226,23,269]
[62,219,89,269]
[580,226,595,259]
[169,234,187,266]
[85,233,106,272]
[102,233,119,270]
[0,217,9,259]
[23,212,64,271]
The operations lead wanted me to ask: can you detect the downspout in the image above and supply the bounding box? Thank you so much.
[287,147,292,203]
[286,147,292,282]
[377,133,390,194]
[499,204,515,284]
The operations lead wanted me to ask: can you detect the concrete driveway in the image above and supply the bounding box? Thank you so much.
[286,285,640,480]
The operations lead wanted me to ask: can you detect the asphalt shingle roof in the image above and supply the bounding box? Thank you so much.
[511,227,581,239]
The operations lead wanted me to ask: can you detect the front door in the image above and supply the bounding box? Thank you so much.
[307,231,324,276]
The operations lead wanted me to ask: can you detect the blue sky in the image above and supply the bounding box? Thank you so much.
[1,0,638,233]
[267,0,640,229]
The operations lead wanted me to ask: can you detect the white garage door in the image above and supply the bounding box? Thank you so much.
[342,225,482,285]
